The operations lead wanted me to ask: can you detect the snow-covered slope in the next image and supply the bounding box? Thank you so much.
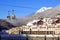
[5,5,60,26]
[34,7,52,15]
[25,5,60,21]
[36,7,52,13]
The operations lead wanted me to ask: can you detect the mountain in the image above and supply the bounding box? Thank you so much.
[34,5,60,17]
[5,5,60,26]
[35,7,52,14]
[25,5,60,20]
[0,19,16,30]
[6,18,27,26]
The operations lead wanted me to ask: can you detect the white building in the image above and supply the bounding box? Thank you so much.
[42,18,53,25]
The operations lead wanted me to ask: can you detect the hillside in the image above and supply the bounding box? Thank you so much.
[24,5,60,21]
[0,19,16,30]
[5,5,60,26]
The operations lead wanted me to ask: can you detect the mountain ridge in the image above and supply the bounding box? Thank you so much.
[5,5,60,26]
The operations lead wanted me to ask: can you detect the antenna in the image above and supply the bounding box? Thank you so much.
[8,10,10,16]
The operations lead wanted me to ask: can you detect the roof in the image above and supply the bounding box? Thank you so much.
[52,18,60,24]
[37,20,43,25]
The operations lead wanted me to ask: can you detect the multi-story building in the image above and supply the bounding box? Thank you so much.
[6,14,60,35]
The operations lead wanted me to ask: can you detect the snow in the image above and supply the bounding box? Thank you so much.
[28,34,45,37]
[36,7,52,13]
[27,34,60,37]
[27,20,39,26]
[35,7,52,15]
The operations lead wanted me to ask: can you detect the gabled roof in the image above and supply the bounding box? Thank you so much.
[55,18,60,23]
[37,20,43,25]
[52,18,60,24]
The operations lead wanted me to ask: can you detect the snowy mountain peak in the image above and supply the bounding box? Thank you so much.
[36,7,52,13]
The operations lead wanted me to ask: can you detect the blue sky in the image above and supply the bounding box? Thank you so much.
[0,0,60,19]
